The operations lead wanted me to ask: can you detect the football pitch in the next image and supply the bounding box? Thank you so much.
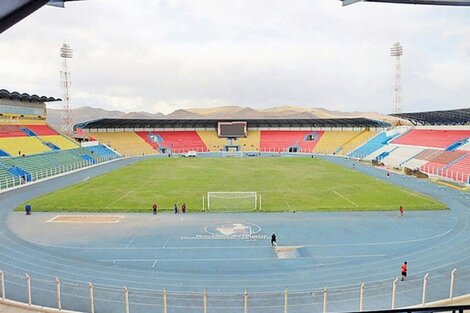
[19,157,445,212]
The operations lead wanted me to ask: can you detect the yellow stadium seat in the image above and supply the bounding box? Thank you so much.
[88,132,157,156]
[338,131,378,155]
[0,118,46,125]
[197,131,227,152]
[39,135,79,150]
[0,137,51,156]
[233,131,260,152]
[313,131,363,155]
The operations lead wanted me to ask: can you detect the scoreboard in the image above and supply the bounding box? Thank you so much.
[217,122,247,138]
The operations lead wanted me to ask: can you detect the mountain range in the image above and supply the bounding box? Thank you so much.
[46,105,392,129]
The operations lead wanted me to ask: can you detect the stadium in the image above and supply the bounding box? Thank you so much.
[1,1,470,313]
[0,88,469,313]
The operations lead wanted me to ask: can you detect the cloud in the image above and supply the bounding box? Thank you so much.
[0,0,468,114]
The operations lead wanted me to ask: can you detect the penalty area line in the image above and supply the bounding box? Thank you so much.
[332,190,359,207]
[285,201,291,210]
[104,190,134,209]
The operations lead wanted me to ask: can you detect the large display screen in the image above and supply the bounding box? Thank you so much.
[217,121,247,138]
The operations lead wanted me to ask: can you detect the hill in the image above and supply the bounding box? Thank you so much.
[47,105,393,129]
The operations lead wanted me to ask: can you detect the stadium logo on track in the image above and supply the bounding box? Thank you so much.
[181,222,268,240]
[205,222,261,236]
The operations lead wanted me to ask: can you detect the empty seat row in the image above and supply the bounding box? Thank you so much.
[0,146,119,189]
[391,129,470,149]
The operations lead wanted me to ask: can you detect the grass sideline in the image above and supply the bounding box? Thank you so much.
[17,157,446,213]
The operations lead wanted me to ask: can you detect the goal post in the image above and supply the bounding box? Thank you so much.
[206,192,258,212]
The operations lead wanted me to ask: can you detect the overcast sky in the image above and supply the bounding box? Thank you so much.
[0,0,469,114]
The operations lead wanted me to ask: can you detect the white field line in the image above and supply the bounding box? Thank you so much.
[162,238,170,249]
[285,201,291,210]
[104,190,134,209]
[152,259,158,268]
[332,190,359,207]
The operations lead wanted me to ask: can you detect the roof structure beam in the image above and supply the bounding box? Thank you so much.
[75,117,389,130]
[341,0,470,6]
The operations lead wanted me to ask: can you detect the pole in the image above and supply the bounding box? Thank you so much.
[450,269,456,300]
[259,194,262,211]
[0,271,4,300]
[422,273,429,305]
[323,288,328,313]
[56,277,61,310]
[202,195,205,212]
[203,289,207,313]
[124,286,129,313]
[244,289,248,313]
[391,278,398,309]
[89,282,95,313]
[25,274,31,306]
[359,283,365,311]
[284,288,288,313]
[163,288,167,313]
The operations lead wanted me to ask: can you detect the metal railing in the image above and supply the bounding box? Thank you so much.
[0,268,468,313]
[0,155,119,191]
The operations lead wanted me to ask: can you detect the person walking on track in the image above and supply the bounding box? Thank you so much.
[271,233,277,247]
[401,261,408,281]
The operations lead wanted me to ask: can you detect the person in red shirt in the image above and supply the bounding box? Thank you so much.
[152,203,157,215]
[182,203,186,213]
[401,261,407,281]
[399,206,404,217]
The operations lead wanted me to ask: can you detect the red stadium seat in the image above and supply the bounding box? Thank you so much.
[24,125,58,136]
[136,131,208,153]
[260,131,324,153]
[0,125,27,138]
[392,129,470,149]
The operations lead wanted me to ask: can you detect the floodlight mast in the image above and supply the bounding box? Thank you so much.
[60,43,73,135]
[390,42,403,114]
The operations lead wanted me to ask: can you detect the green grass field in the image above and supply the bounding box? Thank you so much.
[18,157,445,212]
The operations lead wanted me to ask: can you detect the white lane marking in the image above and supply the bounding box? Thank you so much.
[180,217,184,222]
[104,191,134,209]
[162,238,170,249]
[99,254,387,262]
[31,227,454,250]
[124,236,135,249]
[152,259,158,268]
[332,190,359,207]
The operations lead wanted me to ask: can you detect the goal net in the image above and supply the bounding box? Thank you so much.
[206,192,258,212]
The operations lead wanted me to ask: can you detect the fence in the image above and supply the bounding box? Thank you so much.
[0,155,119,191]
[0,268,469,313]
[420,164,470,185]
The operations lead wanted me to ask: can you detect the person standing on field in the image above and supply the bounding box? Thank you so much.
[271,233,277,247]
[174,204,178,214]
[152,203,158,215]
[401,261,408,281]
[399,206,404,217]
[182,203,186,213]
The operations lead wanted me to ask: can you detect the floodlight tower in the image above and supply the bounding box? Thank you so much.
[60,43,73,135]
[390,42,403,114]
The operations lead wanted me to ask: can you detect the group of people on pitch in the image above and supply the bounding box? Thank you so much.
[152,203,187,214]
